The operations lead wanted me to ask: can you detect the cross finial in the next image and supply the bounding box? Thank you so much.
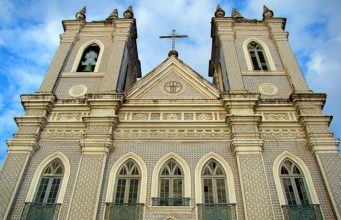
[159,29,188,51]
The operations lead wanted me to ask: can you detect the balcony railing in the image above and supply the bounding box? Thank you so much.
[152,197,190,206]
[197,203,237,220]
[282,204,323,220]
[105,203,144,220]
[20,202,61,220]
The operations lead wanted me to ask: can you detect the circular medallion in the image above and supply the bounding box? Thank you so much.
[259,83,278,96]
[164,81,182,94]
[69,84,88,97]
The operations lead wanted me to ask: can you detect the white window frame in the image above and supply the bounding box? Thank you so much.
[106,152,147,204]
[26,152,70,204]
[159,159,184,199]
[151,152,191,201]
[202,159,228,203]
[71,39,105,73]
[273,151,320,206]
[113,159,141,204]
[242,38,276,71]
[195,152,236,204]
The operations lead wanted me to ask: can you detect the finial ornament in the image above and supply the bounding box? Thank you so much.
[263,5,274,18]
[76,6,86,21]
[123,5,134,19]
[106,9,118,20]
[231,8,243,19]
[215,4,225,18]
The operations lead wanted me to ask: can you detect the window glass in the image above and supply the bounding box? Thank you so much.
[34,159,63,203]
[280,159,311,205]
[248,41,269,71]
[114,160,141,204]
[159,159,184,204]
[202,160,228,204]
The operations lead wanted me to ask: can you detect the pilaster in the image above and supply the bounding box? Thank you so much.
[265,18,310,93]
[39,20,83,92]
[212,18,245,92]
[292,93,340,218]
[100,19,135,92]
[222,93,274,219]
[0,93,55,219]
[68,93,122,219]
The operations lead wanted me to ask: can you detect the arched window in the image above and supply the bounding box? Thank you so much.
[76,43,100,72]
[114,159,141,204]
[202,159,228,203]
[159,160,184,206]
[280,159,310,205]
[248,41,269,71]
[34,159,64,203]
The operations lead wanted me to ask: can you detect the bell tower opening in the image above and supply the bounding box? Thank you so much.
[76,43,100,72]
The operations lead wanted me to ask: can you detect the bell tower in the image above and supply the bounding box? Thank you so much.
[209,5,309,96]
[210,5,340,220]
[0,6,141,219]
[39,6,141,97]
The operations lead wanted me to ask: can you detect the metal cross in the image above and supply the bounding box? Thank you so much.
[159,29,188,50]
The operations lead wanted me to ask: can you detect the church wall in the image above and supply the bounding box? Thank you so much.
[316,153,341,215]
[243,75,292,99]
[9,142,81,219]
[54,77,103,99]
[68,153,107,220]
[0,153,29,219]
[262,140,336,220]
[98,141,245,220]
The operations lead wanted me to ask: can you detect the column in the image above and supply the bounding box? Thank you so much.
[0,93,55,219]
[39,20,83,92]
[67,94,122,219]
[100,20,135,92]
[222,93,274,219]
[266,18,310,93]
[292,93,340,219]
[214,18,245,91]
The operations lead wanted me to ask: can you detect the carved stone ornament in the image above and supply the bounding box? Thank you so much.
[76,6,86,21]
[214,4,225,18]
[114,129,230,140]
[106,9,118,20]
[164,81,182,94]
[123,5,134,19]
[259,83,278,96]
[231,8,243,19]
[263,5,274,19]
[68,84,88,97]
[263,113,290,121]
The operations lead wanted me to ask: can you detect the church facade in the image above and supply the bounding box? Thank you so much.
[0,5,340,220]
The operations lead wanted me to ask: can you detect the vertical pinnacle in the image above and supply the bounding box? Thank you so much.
[76,6,86,21]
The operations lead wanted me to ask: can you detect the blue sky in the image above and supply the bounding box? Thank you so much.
[0,0,340,165]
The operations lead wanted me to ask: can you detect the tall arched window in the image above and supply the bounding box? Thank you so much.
[158,160,184,206]
[280,159,310,205]
[114,159,141,204]
[34,159,64,203]
[202,159,228,203]
[76,43,100,72]
[248,41,269,71]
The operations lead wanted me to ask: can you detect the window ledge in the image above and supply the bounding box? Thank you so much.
[146,206,195,213]
[60,72,105,78]
[242,71,286,76]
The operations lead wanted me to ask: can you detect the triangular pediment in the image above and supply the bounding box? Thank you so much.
[126,56,219,99]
